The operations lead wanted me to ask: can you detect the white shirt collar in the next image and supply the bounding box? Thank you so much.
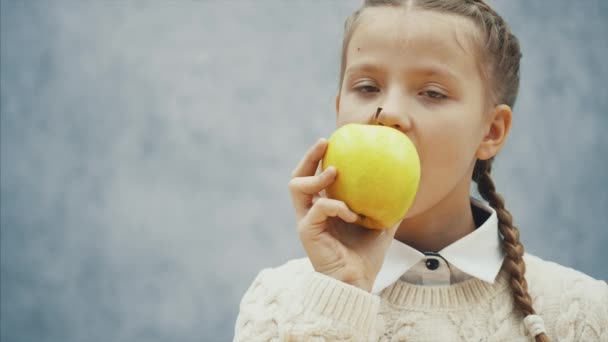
[371,197,504,294]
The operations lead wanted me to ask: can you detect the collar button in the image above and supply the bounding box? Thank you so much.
[425,258,440,270]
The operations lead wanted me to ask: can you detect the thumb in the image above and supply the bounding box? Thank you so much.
[379,217,404,245]
[388,217,404,234]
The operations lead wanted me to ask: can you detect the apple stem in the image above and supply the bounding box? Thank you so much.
[374,107,382,123]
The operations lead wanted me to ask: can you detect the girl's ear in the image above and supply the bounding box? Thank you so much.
[476,104,512,160]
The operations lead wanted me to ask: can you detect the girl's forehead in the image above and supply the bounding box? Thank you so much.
[346,7,481,77]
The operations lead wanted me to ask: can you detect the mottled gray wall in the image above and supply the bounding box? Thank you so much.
[1,1,606,341]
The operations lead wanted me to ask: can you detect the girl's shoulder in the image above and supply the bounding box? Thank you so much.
[523,253,608,339]
[523,252,606,292]
[241,257,315,299]
[254,257,314,285]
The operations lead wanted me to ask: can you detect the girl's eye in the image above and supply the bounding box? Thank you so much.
[420,90,448,100]
[355,85,380,94]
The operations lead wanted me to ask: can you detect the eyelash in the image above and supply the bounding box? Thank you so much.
[354,86,448,101]
[355,85,380,94]
[421,90,448,100]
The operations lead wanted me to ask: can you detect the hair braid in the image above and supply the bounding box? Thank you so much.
[475,158,550,342]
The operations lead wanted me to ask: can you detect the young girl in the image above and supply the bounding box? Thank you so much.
[234,0,607,341]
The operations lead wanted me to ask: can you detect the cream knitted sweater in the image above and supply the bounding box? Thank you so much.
[234,253,608,341]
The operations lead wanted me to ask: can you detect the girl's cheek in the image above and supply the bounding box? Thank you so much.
[335,112,350,126]
[337,108,373,126]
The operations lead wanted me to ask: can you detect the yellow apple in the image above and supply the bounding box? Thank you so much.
[322,123,420,230]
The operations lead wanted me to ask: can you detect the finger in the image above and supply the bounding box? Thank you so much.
[291,138,328,178]
[292,166,336,196]
[298,197,358,236]
[289,167,337,220]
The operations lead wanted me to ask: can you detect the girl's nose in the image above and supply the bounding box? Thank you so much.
[375,105,412,133]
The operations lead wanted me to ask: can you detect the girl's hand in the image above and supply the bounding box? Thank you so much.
[288,138,402,292]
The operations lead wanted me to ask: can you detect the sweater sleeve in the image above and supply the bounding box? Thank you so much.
[234,266,381,342]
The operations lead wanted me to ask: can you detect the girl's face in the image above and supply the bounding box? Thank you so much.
[336,7,498,220]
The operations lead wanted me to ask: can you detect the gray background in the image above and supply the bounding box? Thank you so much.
[1,1,606,341]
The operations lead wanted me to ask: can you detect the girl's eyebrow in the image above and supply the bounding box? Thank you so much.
[345,62,462,82]
[345,62,383,77]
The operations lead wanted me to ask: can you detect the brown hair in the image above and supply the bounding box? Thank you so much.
[339,1,548,341]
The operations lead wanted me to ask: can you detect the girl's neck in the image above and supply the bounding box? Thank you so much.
[394,180,477,253]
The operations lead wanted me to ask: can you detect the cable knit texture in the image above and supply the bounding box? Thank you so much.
[234,253,608,341]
